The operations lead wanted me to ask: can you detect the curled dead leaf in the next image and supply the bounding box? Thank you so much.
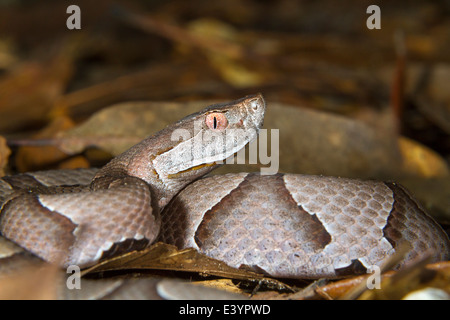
[57,101,202,156]
[58,100,408,181]
[14,116,86,172]
[0,136,10,176]
[310,260,450,300]
[82,242,290,291]
[0,237,59,300]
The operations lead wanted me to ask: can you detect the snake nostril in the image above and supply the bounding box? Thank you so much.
[250,99,259,111]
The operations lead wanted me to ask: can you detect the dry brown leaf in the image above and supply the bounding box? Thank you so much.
[0,240,59,301]
[56,101,202,156]
[415,64,450,134]
[0,265,60,300]
[0,40,77,133]
[398,177,450,223]
[0,237,46,279]
[0,39,18,70]
[118,9,246,61]
[358,259,450,300]
[82,242,263,279]
[186,19,264,88]
[14,116,82,172]
[399,136,449,178]
[82,242,290,291]
[191,278,247,296]
[216,102,405,181]
[56,156,90,170]
[309,260,450,300]
[0,136,11,176]
[156,279,249,300]
[207,53,264,88]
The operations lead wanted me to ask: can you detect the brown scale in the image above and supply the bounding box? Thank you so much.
[194,173,333,277]
[383,182,450,268]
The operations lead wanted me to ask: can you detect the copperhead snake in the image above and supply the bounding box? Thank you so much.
[0,94,449,279]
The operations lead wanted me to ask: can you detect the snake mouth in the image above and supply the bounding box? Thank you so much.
[167,162,217,179]
[143,93,267,201]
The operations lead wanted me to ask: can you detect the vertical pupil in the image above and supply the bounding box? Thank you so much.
[213,117,217,129]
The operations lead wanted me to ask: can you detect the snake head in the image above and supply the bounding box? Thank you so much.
[152,94,266,206]
[203,93,265,133]
[96,94,266,209]
[161,93,266,174]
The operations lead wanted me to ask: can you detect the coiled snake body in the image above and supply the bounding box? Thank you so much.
[0,94,449,279]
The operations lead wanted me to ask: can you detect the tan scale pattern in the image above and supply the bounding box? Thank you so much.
[192,174,335,278]
[38,176,159,267]
[30,168,98,187]
[0,95,267,271]
[283,174,395,272]
[158,172,248,248]
[0,180,13,206]
[0,194,77,264]
[161,173,450,278]
[384,183,450,267]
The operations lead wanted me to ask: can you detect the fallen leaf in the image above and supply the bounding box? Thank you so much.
[216,102,404,181]
[0,136,11,176]
[82,242,262,279]
[187,19,264,88]
[0,237,58,300]
[358,259,450,300]
[0,264,60,300]
[82,242,290,291]
[415,64,450,134]
[397,177,450,223]
[190,278,247,296]
[0,38,18,70]
[57,100,410,181]
[0,40,77,133]
[398,136,449,178]
[403,287,450,300]
[14,116,82,172]
[57,101,202,155]
[308,260,450,300]
[155,279,248,300]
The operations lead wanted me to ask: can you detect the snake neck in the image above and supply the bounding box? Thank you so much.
[91,133,209,210]
[92,93,266,209]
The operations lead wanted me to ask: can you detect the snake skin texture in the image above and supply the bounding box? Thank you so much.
[0,94,267,269]
[159,173,450,278]
[0,172,157,267]
[0,94,449,279]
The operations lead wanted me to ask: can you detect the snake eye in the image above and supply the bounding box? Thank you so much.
[206,113,228,130]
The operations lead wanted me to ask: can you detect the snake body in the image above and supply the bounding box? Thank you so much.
[0,94,449,279]
[160,173,449,278]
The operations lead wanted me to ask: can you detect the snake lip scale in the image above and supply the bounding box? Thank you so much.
[0,93,449,279]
